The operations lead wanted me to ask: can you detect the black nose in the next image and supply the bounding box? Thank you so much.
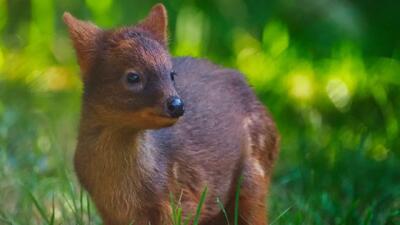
[166,96,184,118]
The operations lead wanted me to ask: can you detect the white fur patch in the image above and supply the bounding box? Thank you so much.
[242,116,253,155]
[172,162,179,180]
[243,115,266,178]
[252,159,265,178]
[136,132,157,176]
[258,134,265,151]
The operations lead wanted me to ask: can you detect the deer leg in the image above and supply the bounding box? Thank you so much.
[236,159,269,225]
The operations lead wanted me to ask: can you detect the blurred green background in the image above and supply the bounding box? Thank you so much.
[0,0,399,224]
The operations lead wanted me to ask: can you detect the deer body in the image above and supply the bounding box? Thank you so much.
[65,4,279,225]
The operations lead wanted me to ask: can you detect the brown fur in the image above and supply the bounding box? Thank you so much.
[64,3,279,225]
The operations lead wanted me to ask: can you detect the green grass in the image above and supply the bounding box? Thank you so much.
[269,150,400,225]
[170,187,208,225]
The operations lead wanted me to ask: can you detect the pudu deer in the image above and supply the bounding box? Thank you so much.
[64,3,279,225]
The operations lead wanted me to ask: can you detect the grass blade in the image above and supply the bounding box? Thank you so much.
[216,197,230,225]
[87,193,92,225]
[234,176,243,225]
[28,191,51,225]
[193,187,208,225]
[49,194,55,225]
[269,205,293,225]
[169,192,180,225]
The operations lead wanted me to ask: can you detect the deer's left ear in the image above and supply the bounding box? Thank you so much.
[137,3,168,46]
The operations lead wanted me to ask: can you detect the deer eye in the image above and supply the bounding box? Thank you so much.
[126,72,141,84]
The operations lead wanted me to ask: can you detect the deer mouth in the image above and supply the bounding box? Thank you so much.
[148,111,179,122]
[154,113,180,121]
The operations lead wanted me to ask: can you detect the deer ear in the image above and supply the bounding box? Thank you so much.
[137,4,168,46]
[63,12,101,78]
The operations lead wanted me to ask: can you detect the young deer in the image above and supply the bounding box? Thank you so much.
[64,3,279,225]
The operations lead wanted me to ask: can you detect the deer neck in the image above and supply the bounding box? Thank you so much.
[74,113,161,200]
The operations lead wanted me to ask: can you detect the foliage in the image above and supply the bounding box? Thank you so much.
[0,0,399,224]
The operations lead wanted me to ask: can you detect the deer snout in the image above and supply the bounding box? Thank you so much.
[166,96,184,118]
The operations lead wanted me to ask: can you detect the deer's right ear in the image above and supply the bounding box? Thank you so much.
[63,12,101,79]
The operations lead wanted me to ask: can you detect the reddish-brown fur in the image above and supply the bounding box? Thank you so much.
[64,4,279,225]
